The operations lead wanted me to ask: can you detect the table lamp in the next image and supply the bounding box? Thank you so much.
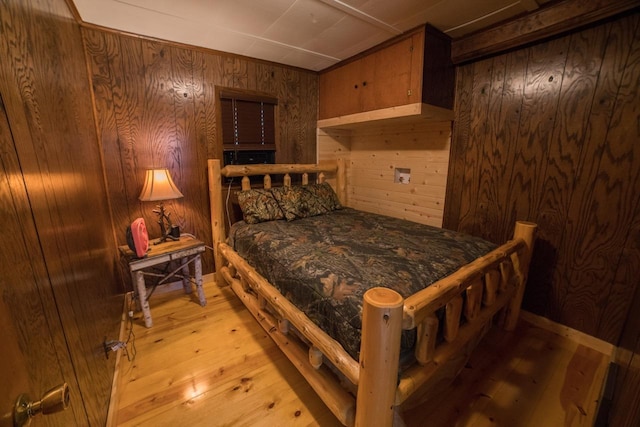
[139,168,183,243]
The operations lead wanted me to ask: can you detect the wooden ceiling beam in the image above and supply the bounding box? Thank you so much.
[451,0,640,64]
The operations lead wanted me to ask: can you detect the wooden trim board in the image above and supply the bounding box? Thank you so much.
[451,0,640,64]
[317,103,454,130]
[105,292,130,427]
[519,310,615,359]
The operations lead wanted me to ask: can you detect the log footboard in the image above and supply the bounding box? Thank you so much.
[207,159,537,427]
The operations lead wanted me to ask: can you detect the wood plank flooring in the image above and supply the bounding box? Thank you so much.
[111,276,612,426]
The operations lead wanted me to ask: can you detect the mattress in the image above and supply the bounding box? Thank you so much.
[228,208,496,360]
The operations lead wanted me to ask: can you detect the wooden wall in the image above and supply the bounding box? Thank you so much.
[445,11,640,347]
[83,28,319,276]
[610,277,640,426]
[0,0,122,425]
[317,120,451,227]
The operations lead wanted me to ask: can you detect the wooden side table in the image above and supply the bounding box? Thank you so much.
[119,236,207,328]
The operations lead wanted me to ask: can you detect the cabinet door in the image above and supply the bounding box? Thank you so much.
[319,32,425,119]
[362,36,418,112]
[319,58,363,119]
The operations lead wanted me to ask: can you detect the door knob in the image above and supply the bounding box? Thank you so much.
[13,383,69,427]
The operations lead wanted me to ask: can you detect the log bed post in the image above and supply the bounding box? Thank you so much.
[503,220,537,331]
[208,159,226,284]
[336,157,347,206]
[355,287,403,427]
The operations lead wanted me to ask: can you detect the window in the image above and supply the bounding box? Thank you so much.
[220,91,277,166]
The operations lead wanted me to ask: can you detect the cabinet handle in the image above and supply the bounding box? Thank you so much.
[362,81,367,87]
[354,84,358,89]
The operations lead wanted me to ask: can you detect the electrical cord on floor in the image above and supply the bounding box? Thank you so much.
[124,295,137,363]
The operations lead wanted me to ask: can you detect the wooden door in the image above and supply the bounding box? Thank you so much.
[0,298,30,427]
[0,96,84,427]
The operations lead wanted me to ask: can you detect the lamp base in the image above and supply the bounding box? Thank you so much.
[155,226,180,244]
[152,203,180,244]
[154,234,179,245]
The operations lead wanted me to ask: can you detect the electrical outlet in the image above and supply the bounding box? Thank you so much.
[394,168,411,184]
[103,337,110,359]
[103,338,126,359]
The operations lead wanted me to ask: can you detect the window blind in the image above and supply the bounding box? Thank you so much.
[221,96,276,150]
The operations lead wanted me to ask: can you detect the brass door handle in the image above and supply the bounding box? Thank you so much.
[13,383,69,427]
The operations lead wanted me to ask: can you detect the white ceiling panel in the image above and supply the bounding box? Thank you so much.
[443,2,531,38]
[322,17,390,59]
[302,15,385,57]
[117,0,297,34]
[342,0,444,28]
[262,0,346,46]
[280,45,343,70]
[244,34,339,66]
[405,0,535,35]
[71,0,547,71]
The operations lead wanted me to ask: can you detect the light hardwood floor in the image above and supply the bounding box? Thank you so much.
[110,276,612,426]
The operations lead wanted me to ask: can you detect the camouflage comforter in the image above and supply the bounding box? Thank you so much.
[228,208,496,360]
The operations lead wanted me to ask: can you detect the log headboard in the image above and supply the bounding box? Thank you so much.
[207,158,346,276]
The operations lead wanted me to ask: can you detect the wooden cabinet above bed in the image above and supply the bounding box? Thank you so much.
[318,24,454,127]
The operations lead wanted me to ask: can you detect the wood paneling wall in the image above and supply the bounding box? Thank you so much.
[83,28,319,275]
[445,11,640,347]
[318,121,451,228]
[447,15,640,423]
[0,0,122,425]
[349,122,450,228]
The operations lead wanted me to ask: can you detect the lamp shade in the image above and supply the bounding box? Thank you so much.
[138,168,184,202]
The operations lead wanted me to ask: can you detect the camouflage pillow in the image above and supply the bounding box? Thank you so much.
[305,182,342,211]
[236,189,284,224]
[271,183,341,221]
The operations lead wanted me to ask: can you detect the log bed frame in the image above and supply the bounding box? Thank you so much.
[207,158,537,427]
